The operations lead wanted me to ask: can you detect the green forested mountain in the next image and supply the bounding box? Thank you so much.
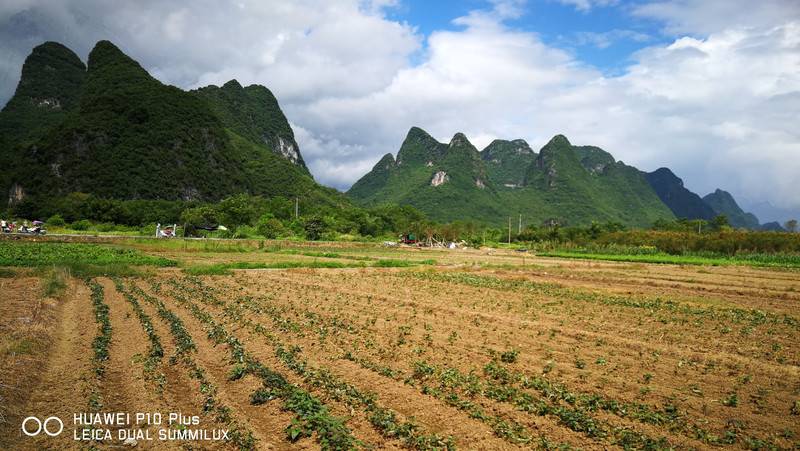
[348,127,504,223]
[703,189,760,229]
[0,40,340,212]
[481,139,535,187]
[193,80,308,172]
[643,168,717,221]
[349,128,675,227]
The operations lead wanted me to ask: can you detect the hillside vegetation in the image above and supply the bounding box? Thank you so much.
[0,40,342,217]
[349,129,675,227]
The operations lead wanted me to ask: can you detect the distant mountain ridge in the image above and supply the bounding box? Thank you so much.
[349,127,675,227]
[0,40,342,210]
[703,189,760,229]
[643,168,717,221]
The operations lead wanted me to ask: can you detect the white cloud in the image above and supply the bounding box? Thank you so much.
[0,0,798,212]
[571,29,651,48]
[557,0,619,13]
[632,0,800,35]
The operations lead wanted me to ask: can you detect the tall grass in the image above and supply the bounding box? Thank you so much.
[39,266,69,298]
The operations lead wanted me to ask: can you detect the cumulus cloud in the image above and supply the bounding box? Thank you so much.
[0,0,798,213]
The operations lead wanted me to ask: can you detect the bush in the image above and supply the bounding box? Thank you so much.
[256,215,285,239]
[303,215,326,241]
[71,219,91,231]
[47,214,66,226]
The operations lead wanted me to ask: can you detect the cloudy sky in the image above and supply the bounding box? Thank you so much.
[1,0,799,220]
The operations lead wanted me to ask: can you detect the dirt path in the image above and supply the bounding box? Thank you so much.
[4,280,94,450]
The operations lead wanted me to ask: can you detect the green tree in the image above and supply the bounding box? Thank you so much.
[217,194,261,227]
[180,206,219,226]
[303,215,326,241]
[712,215,730,231]
[256,215,285,239]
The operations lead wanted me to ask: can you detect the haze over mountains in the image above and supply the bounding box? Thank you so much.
[0,40,786,230]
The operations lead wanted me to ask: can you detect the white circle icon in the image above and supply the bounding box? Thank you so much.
[21,416,63,437]
[21,417,41,436]
[44,417,64,436]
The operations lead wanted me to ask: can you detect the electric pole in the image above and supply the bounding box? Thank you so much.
[508,217,511,244]
[518,214,522,234]
[295,197,299,219]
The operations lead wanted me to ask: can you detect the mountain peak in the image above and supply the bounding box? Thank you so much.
[703,189,760,229]
[547,134,571,147]
[222,79,243,90]
[87,40,149,78]
[405,126,436,142]
[449,132,472,148]
[2,41,86,113]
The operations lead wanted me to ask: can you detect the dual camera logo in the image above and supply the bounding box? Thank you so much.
[22,416,63,437]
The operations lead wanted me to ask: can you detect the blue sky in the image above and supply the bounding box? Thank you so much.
[390,0,671,74]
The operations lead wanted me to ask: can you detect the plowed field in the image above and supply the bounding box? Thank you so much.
[1,244,798,450]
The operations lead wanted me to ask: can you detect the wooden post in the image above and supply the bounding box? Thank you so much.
[508,217,511,244]
[518,214,522,234]
[295,197,299,219]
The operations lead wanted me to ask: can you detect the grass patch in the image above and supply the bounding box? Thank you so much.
[0,242,176,267]
[272,249,374,261]
[0,267,15,277]
[184,260,358,275]
[2,337,40,356]
[131,238,255,253]
[184,258,438,275]
[373,258,436,268]
[538,251,800,268]
[39,266,69,298]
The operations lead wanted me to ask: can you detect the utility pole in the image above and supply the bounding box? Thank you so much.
[508,217,511,244]
[518,214,522,234]
[295,197,299,219]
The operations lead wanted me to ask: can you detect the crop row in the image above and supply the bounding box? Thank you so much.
[176,278,459,451]
[112,278,165,390]
[149,279,359,450]
[120,280,257,450]
[179,277,566,449]
[401,271,800,331]
[86,279,111,412]
[203,277,723,448]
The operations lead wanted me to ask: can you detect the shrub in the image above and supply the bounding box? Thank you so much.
[71,219,91,230]
[256,215,285,239]
[47,214,66,226]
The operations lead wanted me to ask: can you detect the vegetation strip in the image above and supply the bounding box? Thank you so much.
[147,279,359,450]
[403,271,800,330]
[184,258,436,275]
[167,277,457,450]
[122,280,257,450]
[538,250,800,268]
[87,278,112,411]
[111,278,166,390]
[0,242,175,267]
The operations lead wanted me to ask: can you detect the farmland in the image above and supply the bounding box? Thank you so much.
[1,237,798,450]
